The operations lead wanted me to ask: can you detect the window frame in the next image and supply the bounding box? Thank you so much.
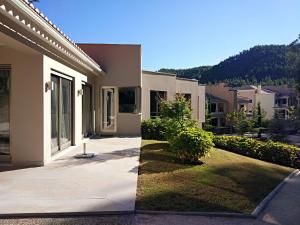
[118,86,141,114]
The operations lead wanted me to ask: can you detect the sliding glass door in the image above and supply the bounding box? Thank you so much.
[82,84,93,137]
[51,75,72,154]
[0,68,10,161]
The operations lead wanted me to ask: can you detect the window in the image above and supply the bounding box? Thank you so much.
[211,118,218,127]
[150,90,167,118]
[219,118,226,127]
[210,103,217,113]
[217,103,224,113]
[239,104,245,110]
[119,87,140,113]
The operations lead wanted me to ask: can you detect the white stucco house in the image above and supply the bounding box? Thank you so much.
[0,0,206,166]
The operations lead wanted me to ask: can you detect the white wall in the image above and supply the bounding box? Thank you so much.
[198,85,206,124]
[176,78,199,120]
[255,93,275,120]
[43,55,91,164]
[0,46,44,165]
[79,44,142,136]
[142,72,176,120]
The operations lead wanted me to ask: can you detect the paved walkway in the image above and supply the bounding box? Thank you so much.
[0,137,141,215]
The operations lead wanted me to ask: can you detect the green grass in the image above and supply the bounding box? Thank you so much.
[136,140,294,213]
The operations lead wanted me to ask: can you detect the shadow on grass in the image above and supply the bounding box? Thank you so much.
[136,191,235,212]
[139,142,194,175]
[137,144,293,213]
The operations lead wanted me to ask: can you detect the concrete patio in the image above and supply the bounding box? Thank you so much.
[0,137,141,215]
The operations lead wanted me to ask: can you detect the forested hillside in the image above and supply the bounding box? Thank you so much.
[159,44,300,86]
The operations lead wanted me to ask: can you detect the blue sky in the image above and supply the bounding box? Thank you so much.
[35,0,300,71]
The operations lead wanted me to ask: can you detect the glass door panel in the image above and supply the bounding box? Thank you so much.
[82,85,93,137]
[51,75,72,154]
[60,79,72,148]
[0,69,10,159]
[51,76,59,153]
[102,88,116,132]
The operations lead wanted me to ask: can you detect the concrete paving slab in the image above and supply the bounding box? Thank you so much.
[0,137,141,215]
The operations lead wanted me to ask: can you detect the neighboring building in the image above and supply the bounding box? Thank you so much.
[264,85,299,119]
[206,94,228,127]
[232,85,275,120]
[0,1,206,166]
[206,83,275,127]
[142,71,206,127]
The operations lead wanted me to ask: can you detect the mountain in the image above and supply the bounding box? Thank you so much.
[159,44,300,86]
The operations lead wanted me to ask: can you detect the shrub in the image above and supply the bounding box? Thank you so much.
[213,136,300,168]
[141,118,166,140]
[170,127,214,164]
[160,94,198,142]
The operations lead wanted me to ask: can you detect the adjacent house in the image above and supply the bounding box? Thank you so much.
[0,0,206,166]
[206,83,275,127]
[232,85,275,120]
[142,70,205,127]
[264,85,299,119]
[205,94,227,127]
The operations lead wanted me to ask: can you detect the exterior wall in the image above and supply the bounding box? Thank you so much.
[255,92,275,120]
[198,85,206,125]
[43,55,91,164]
[142,72,176,120]
[176,78,199,121]
[237,90,256,111]
[78,44,142,136]
[0,46,44,166]
[206,83,236,112]
[141,71,205,127]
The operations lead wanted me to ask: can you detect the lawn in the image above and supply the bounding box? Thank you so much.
[136,140,294,213]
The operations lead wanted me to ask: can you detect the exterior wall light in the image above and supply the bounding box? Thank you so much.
[78,89,84,96]
[45,81,53,92]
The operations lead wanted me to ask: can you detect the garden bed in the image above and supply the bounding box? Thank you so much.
[136,140,293,213]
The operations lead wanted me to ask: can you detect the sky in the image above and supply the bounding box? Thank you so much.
[35,0,300,71]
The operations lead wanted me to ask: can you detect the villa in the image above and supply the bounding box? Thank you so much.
[206,83,275,127]
[0,0,205,166]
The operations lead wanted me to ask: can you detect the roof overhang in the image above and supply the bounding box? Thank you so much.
[0,0,104,76]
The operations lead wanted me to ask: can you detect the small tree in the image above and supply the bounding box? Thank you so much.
[235,109,254,135]
[160,95,197,141]
[226,111,238,133]
[203,98,213,131]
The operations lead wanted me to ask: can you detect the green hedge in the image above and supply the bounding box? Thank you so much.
[213,136,300,168]
[141,118,166,140]
[171,127,214,164]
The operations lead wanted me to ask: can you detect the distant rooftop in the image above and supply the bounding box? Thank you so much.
[206,94,227,102]
[142,70,198,82]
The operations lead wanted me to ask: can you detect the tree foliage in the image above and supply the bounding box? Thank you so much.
[159,44,300,86]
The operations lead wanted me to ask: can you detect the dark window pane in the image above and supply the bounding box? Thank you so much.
[119,87,140,113]
[150,90,167,118]
[0,69,10,156]
[211,118,218,127]
[211,103,217,113]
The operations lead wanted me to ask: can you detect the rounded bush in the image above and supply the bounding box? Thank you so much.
[171,127,214,163]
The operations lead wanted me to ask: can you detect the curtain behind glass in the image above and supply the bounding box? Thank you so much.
[82,85,92,137]
[60,79,71,145]
[0,69,10,155]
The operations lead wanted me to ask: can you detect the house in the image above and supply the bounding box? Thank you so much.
[263,85,299,119]
[206,83,275,127]
[142,70,205,127]
[232,85,275,120]
[205,94,227,127]
[0,0,206,166]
